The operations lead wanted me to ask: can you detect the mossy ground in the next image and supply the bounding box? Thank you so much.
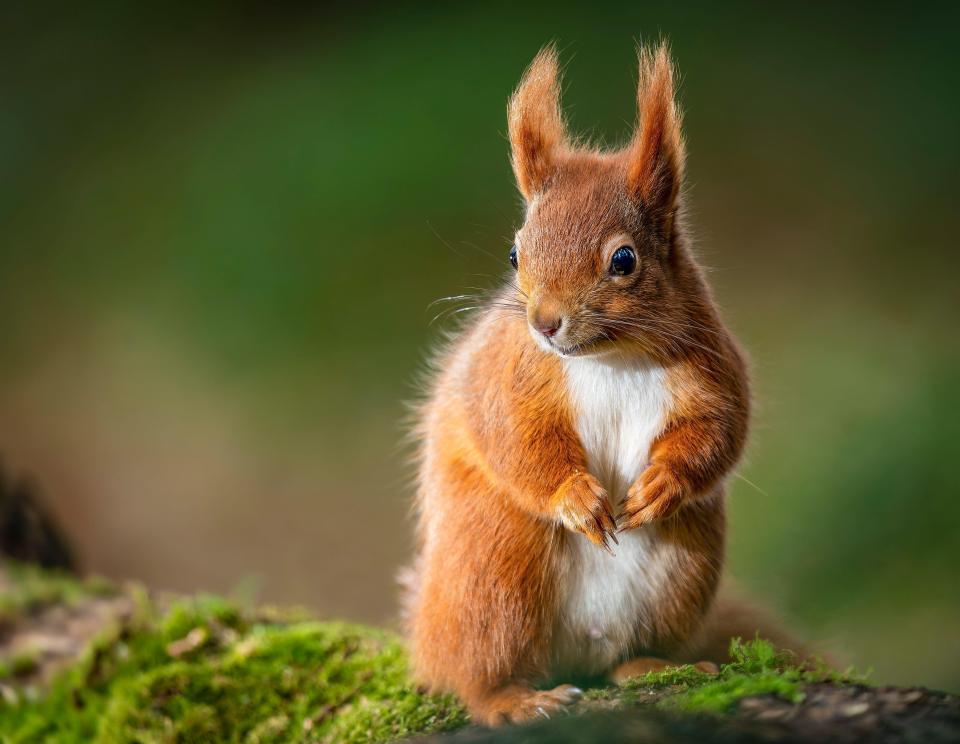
[0,565,855,743]
[0,567,467,743]
[0,562,114,622]
[583,636,853,716]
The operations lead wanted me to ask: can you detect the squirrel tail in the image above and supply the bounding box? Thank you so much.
[682,586,828,666]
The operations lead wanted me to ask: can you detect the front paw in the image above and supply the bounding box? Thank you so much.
[551,471,617,552]
[618,463,687,530]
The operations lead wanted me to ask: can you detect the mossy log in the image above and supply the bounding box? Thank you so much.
[0,562,957,743]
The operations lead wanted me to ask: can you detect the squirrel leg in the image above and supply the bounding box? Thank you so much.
[468,683,583,726]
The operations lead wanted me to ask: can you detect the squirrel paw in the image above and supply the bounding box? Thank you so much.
[618,463,686,530]
[551,471,617,552]
[477,684,583,726]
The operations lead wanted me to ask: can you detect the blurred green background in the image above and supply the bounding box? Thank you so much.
[1,3,957,690]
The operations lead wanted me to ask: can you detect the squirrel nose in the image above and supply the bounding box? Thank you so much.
[533,316,562,338]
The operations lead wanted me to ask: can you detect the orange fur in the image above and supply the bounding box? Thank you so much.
[508,44,568,200]
[627,45,685,225]
[407,44,760,726]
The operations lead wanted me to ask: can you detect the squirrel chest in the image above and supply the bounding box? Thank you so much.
[552,356,674,673]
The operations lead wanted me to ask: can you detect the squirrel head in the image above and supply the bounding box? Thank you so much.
[507,44,690,358]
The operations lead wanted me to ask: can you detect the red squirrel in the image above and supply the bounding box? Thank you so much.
[406,44,795,726]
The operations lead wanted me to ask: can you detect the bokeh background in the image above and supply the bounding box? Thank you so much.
[2,3,958,691]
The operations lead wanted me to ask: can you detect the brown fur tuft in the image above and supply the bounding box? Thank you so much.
[626,43,685,223]
[507,44,569,200]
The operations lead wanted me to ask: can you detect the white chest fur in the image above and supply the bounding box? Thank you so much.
[552,356,672,674]
[563,357,669,503]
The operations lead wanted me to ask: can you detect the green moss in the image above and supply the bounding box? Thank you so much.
[727,636,793,674]
[8,650,39,678]
[621,664,713,691]
[0,591,466,743]
[0,649,37,679]
[671,672,805,713]
[664,638,853,715]
[583,639,851,718]
[0,562,116,622]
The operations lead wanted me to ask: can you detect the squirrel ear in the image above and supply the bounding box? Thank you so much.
[508,45,568,200]
[626,44,685,222]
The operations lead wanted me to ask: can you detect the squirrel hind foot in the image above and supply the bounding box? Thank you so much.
[472,683,583,726]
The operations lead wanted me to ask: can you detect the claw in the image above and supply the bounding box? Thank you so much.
[599,535,616,556]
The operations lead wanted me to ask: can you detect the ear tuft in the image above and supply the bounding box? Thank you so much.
[508,44,568,200]
[626,43,685,220]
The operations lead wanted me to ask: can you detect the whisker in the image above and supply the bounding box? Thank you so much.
[459,239,507,264]
[733,473,770,498]
[427,293,482,309]
[577,314,728,364]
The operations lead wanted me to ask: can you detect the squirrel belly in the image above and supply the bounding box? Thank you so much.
[552,355,724,675]
[408,315,726,695]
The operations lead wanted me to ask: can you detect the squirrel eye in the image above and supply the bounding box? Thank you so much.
[610,246,636,276]
[509,244,518,270]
